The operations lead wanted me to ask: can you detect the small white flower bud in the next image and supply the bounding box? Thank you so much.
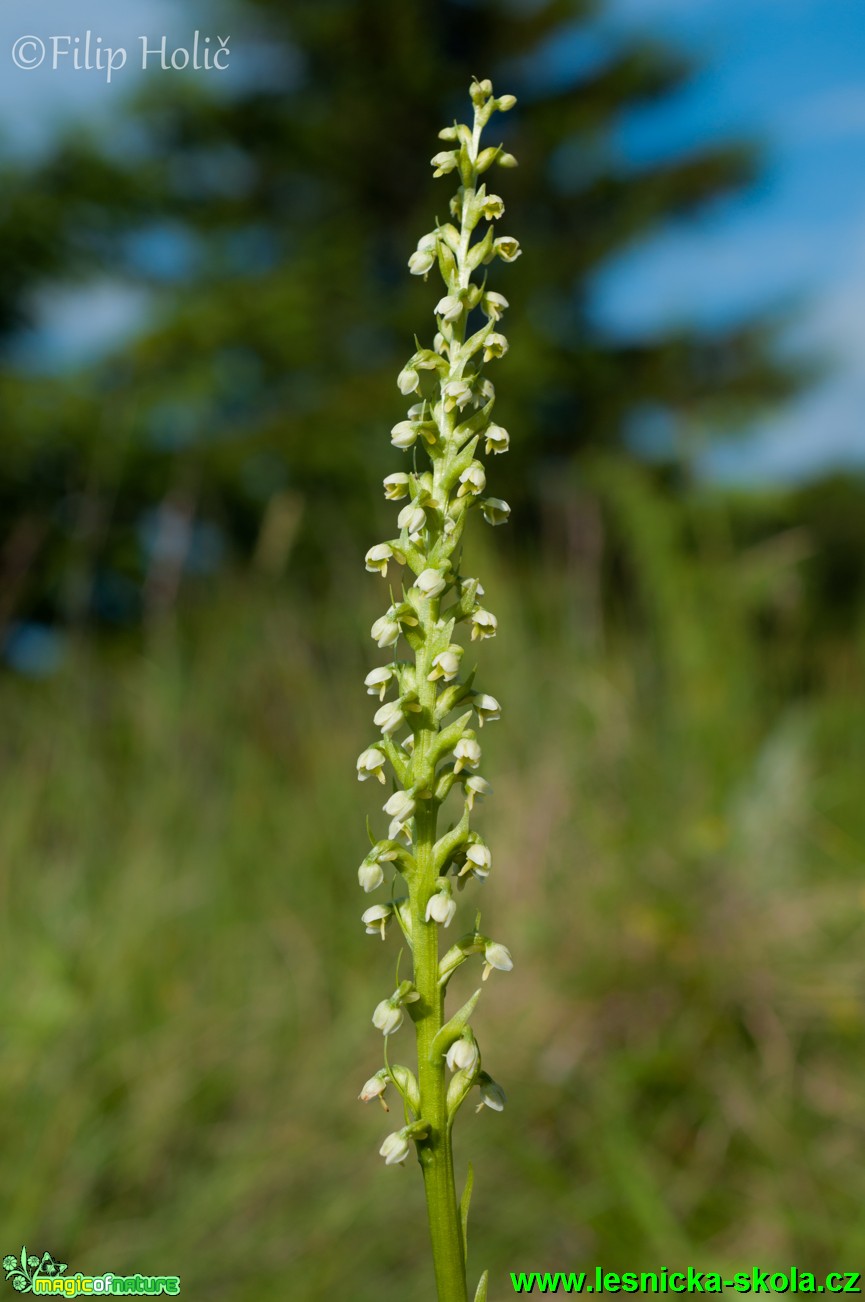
[359,1071,389,1104]
[357,746,387,784]
[374,699,405,736]
[425,886,457,928]
[365,543,394,576]
[442,379,473,411]
[484,424,510,455]
[408,248,436,276]
[483,940,513,978]
[379,1129,411,1165]
[365,665,396,700]
[496,94,517,111]
[391,420,419,449]
[464,843,491,879]
[415,568,447,599]
[453,737,481,774]
[470,78,493,105]
[465,775,492,810]
[476,1072,507,1112]
[358,859,385,892]
[497,152,518,168]
[431,150,459,176]
[481,497,511,526]
[383,789,416,822]
[483,332,509,363]
[373,981,419,1027]
[435,293,463,323]
[473,693,501,726]
[460,576,485,599]
[383,473,410,501]
[362,903,394,941]
[434,331,448,355]
[388,817,412,843]
[370,615,400,648]
[397,366,420,396]
[458,465,487,497]
[428,646,463,682]
[372,998,404,1035]
[397,980,420,1004]
[398,503,427,537]
[482,291,509,322]
[470,608,498,641]
[475,146,502,173]
[494,235,521,262]
[480,193,505,221]
[446,1037,480,1075]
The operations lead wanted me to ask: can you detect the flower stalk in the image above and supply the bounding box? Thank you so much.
[356,78,518,1302]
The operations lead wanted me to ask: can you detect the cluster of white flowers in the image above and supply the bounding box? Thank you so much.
[355,79,515,1191]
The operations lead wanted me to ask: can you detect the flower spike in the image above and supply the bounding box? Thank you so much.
[355,79,519,1299]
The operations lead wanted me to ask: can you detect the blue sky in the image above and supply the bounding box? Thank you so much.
[0,0,180,150]
[595,0,865,480]
[2,0,864,483]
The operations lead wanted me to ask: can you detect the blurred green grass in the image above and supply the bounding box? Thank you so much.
[1,503,864,1300]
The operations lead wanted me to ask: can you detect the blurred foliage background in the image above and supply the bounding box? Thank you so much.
[1,0,864,1298]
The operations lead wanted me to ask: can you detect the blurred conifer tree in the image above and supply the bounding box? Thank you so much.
[0,0,803,628]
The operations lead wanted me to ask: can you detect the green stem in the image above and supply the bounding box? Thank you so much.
[378,88,509,1300]
[411,610,468,1302]
[405,110,485,1302]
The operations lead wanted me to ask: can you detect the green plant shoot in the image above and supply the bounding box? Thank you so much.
[355,79,519,1302]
